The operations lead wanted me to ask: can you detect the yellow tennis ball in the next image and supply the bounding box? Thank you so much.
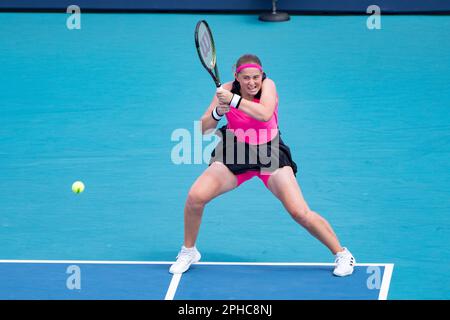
[72,181,85,194]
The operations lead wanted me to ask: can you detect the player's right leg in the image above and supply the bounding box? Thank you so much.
[169,161,237,274]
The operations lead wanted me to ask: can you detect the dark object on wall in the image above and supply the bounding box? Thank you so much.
[259,1,290,22]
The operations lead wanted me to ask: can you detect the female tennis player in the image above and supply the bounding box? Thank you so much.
[170,54,355,276]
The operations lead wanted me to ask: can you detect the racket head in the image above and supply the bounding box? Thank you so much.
[195,20,221,87]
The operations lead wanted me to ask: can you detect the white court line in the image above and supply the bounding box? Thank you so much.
[193,262,393,267]
[0,259,175,265]
[379,263,394,300]
[165,274,182,300]
[0,259,391,267]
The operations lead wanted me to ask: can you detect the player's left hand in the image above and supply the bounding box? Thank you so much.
[216,87,233,105]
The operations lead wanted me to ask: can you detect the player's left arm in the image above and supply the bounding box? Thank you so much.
[216,78,277,122]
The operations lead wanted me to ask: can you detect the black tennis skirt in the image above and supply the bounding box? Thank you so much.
[209,125,298,176]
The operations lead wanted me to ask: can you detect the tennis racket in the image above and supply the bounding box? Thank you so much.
[194,20,221,87]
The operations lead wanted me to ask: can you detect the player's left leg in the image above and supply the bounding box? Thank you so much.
[266,166,355,276]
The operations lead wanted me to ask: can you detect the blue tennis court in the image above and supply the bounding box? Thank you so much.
[0,6,449,300]
[0,260,393,300]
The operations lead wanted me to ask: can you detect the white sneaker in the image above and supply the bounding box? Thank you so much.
[333,247,355,277]
[169,246,201,274]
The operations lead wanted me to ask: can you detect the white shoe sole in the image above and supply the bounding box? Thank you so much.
[169,254,201,274]
[333,269,354,277]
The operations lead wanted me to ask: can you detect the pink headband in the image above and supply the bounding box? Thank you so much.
[236,63,263,73]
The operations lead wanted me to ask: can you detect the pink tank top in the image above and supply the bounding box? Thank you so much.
[225,98,279,145]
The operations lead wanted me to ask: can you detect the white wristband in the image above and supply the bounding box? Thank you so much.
[211,106,223,121]
[229,94,242,109]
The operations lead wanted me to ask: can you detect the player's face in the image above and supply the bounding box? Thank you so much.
[236,68,263,97]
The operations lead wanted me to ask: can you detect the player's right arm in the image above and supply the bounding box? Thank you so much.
[199,82,232,134]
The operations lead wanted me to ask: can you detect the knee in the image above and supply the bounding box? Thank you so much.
[289,207,313,227]
[186,188,210,209]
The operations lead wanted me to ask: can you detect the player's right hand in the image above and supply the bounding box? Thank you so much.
[216,104,230,116]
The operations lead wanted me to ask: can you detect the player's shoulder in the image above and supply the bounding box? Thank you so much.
[263,77,276,87]
[262,77,277,93]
